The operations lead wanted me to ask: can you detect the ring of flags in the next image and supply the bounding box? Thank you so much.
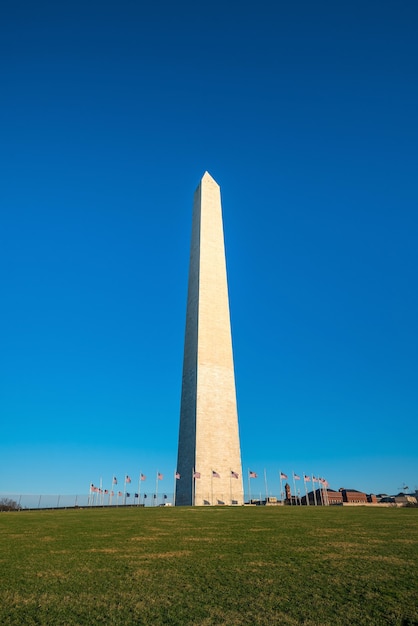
[89,469,329,504]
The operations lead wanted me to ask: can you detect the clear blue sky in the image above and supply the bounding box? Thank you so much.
[1,1,417,498]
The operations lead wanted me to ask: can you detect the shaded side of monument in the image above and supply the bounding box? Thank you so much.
[175,172,244,506]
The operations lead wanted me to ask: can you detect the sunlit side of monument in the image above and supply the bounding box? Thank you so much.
[175,172,244,506]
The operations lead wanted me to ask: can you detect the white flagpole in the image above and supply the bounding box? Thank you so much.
[264,468,269,503]
[319,478,328,506]
[312,475,317,505]
[173,471,176,506]
[193,468,196,506]
[293,473,302,505]
[109,476,114,506]
[318,478,323,506]
[247,469,251,504]
[138,472,141,506]
[292,472,299,506]
[155,471,158,506]
[304,475,310,505]
[279,473,283,504]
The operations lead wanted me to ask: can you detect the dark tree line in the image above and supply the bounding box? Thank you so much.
[0,498,21,511]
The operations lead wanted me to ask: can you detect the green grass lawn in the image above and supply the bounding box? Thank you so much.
[0,506,417,625]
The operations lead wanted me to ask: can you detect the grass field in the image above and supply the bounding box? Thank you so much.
[0,506,417,625]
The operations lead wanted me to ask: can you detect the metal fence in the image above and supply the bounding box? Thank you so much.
[0,492,176,510]
[1,492,294,510]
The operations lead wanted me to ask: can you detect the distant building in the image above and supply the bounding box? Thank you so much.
[300,488,381,506]
[339,488,368,504]
[301,488,343,506]
[379,493,417,505]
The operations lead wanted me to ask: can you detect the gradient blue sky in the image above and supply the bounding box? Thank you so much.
[1,1,417,498]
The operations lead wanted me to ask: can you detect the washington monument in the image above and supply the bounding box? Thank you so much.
[175,172,244,506]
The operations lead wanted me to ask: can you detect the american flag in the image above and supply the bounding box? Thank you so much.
[125,475,132,483]
[212,470,220,478]
[293,473,300,480]
[110,491,114,496]
[304,475,311,482]
[249,471,257,478]
[118,491,123,497]
[175,472,181,479]
[126,492,130,498]
[104,489,109,494]
[280,472,288,480]
[157,473,163,480]
[140,474,146,481]
[231,471,239,479]
[193,471,201,479]
[312,476,318,482]
[112,477,117,484]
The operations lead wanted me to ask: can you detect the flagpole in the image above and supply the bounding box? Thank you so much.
[319,477,327,506]
[292,473,300,505]
[279,473,283,505]
[109,476,114,506]
[155,471,158,506]
[247,469,251,504]
[304,475,310,505]
[138,472,141,506]
[173,471,176,506]
[312,475,317,506]
[317,475,323,505]
[323,480,329,506]
[264,468,269,503]
[294,473,302,505]
[193,468,196,507]
[321,480,326,506]
[229,469,232,506]
[292,473,297,506]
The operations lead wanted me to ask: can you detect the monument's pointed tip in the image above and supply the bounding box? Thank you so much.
[201,171,219,185]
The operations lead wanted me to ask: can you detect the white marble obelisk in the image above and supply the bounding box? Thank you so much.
[175,172,244,506]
